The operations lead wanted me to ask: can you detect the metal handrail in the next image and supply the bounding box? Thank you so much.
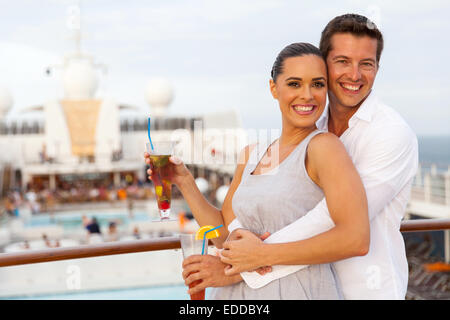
[0,236,183,268]
[0,218,449,268]
[400,218,450,232]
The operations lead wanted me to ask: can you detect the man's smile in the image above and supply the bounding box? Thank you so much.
[339,82,363,94]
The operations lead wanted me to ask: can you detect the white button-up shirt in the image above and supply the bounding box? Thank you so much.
[233,91,419,299]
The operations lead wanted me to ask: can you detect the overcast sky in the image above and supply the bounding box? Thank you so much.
[1,0,449,136]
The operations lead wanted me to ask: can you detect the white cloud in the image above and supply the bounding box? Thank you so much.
[198,0,283,23]
[0,42,62,113]
[1,0,449,136]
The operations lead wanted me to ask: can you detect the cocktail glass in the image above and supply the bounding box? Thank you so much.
[179,233,208,300]
[146,141,176,222]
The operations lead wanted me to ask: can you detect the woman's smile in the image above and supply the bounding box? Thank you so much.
[291,104,317,116]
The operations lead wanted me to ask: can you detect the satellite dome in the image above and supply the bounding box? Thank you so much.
[63,58,98,100]
[0,86,13,116]
[195,177,209,194]
[215,185,230,204]
[145,78,173,116]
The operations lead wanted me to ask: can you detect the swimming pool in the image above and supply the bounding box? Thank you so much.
[4,284,211,300]
[24,210,151,230]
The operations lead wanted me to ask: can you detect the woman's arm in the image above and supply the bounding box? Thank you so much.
[147,144,255,248]
[216,144,256,242]
[145,153,225,245]
[174,166,228,246]
[221,133,369,271]
[178,145,257,294]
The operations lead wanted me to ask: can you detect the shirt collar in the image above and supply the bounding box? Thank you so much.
[316,90,378,131]
[316,105,329,131]
[350,90,378,124]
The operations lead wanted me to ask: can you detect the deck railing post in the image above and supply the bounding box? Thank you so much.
[445,170,450,206]
[431,164,437,176]
[415,163,422,187]
[424,173,431,203]
[445,229,450,264]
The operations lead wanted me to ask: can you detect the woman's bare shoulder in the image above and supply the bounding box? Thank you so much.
[308,132,347,159]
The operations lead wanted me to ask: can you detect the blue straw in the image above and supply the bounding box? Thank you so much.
[202,224,223,255]
[147,117,154,151]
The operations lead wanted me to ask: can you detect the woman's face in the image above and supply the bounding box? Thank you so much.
[270,55,327,130]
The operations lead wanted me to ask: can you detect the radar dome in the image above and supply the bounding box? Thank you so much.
[216,185,229,204]
[0,86,13,117]
[63,59,98,100]
[145,78,173,116]
[195,177,209,194]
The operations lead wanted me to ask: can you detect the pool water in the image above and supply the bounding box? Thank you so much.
[24,211,151,230]
[5,284,206,300]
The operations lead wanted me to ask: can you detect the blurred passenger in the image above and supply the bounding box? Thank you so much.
[22,240,30,250]
[39,144,48,163]
[5,195,15,217]
[106,221,119,242]
[25,189,40,214]
[178,211,186,231]
[127,198,134,219]
[117,188,127,201]
[42,233,52,248]
[81,214,91,228]
[86,217,101,235]
[132,226,141,240]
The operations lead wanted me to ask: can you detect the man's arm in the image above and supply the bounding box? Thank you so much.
[225,199,333,289]
[232,125,418,288]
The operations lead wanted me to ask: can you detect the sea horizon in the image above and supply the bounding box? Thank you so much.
[417,135,450,169]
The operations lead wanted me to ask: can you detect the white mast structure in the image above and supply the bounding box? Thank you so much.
[36,0,120,180]
[46,1,107,100]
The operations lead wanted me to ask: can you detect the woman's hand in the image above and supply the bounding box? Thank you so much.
[220,229,270,276]
[182,254,242,295]
[144,152,191,187]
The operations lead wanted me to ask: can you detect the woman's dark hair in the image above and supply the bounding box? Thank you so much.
[271,42,324,82]
[319,13,383,65]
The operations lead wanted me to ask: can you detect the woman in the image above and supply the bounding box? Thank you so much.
[144,43,369,299]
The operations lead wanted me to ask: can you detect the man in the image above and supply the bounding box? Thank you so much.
[183,13,418,299]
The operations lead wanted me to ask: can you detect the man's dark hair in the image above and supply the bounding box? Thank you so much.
[271,42,324,82]
[319,14,384,65]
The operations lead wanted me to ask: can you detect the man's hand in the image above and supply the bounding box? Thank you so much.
[220,229,271,276]
[182,254,242,295]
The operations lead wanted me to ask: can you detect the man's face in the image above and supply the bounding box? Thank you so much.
[326,33,378,110]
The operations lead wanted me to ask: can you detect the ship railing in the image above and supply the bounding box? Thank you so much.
[0,218,449,268]
[412,163,450,206]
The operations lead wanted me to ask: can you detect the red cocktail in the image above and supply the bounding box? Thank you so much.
[180,233,209,300]
[188,275,205,300]
[149,154,172,220]
[146,141,176,222]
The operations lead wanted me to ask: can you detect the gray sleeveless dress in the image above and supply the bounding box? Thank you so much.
[209,130,343,300]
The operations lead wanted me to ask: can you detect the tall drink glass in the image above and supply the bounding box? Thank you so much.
[180,233,208,300]
[146,141,176,222]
